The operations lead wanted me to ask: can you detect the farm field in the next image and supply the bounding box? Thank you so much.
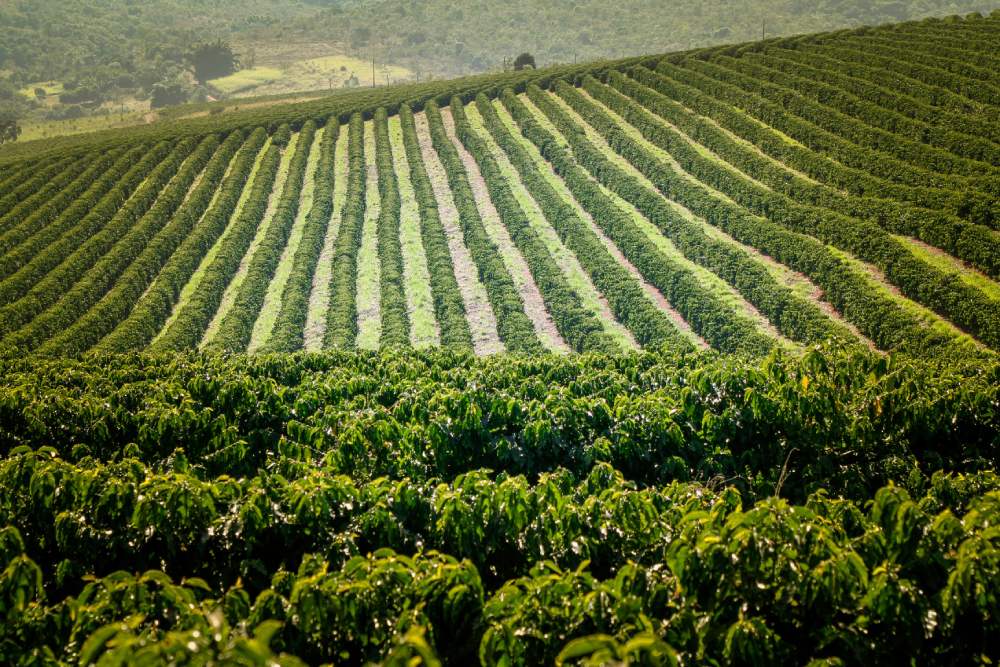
[0,13,999,666]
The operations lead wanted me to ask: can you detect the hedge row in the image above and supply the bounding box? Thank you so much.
[538,82,850,348]
[374,108,411,348]
[323,115,367,349]
[4,135,222,353]
[588,75,1000,351]
[0,143,177,336]
[208,122,317,353]
[39,132,247,357]
[652,59,999,228]
[736,51,1000,166]
[425,101,544,353]
[494,91,746,353]
[263,120,340,353]
[398,105,474,349]
[152,132,284,351]
[620,68,1000,279]
[559,76,979,360]
[0,155,80,234]
[95,129,268,353]
[0,147,134,271]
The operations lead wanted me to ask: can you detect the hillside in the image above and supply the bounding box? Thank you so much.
[0,14,999,665]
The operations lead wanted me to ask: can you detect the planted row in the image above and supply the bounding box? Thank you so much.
[42,131,248,356]
[208,122,317,353]
[374,108,411,348]
[540,81,857,347]
[425,101,544,353]
[96,129,268,353]
[587,75,1000,351]
[398,105,473,349]
[323,114,367,349]
[152,131,284,351]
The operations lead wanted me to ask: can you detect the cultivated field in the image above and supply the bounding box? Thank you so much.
[0,14,998,666]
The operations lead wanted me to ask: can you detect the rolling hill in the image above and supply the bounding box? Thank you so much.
[0,13,998,666]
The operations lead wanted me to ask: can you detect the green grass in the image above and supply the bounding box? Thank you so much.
[893,234,1000,303]
[388,116,440,349]
[355,120,383,350]
[208,67,285,95]
[462,103,636,351]
[248,126,325,352]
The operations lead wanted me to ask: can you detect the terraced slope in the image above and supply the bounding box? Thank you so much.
[0,15,998,363]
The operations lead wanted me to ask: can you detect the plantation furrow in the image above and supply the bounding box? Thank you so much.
[355,120,383,351]
[452,102,634,353]
[652,60,994,209]
[616,70,1000,279]
[208,123,316,354]
[504,92,786,354]
[586,76,1000,350]
[323,114,367,350]
[0,141,184,338]
[686,58,995,188]
[372,109,410,349]
[0,156,81,232]
[39,132,250,356]
[0,146,137,277]
[250,125,327,353]
[263,121,340,353]
[92,129,268,354]
[304,127,349,351]
[442,108,568,353]
[399,105,475,351]
[203,128,301,350]
[545,85,860,348]
[388,115,440,349]
[150,132,283,352]
[5,135,222,353]
[555,77,975,358]
[710,54,1000,173]
[754,48,1000,148]
[891,235,1000,304]
[413,109,504,355]
[801,41,999,109]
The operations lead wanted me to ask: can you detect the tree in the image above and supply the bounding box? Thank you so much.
[189,40,240,83]
[0,116,20,144]
[150,81,189,109]
[513,52,536,70]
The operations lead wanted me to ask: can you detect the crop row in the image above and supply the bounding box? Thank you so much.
[0,147,137,279]
[374,108,411,347]
[94,129,268,353]
[586,75,1000,351]
[425,101,545,352]
[208,122,317,353]
[0,155,83,235]
[323,114,367,349]
[538,82,856,347]
[708,54,998,178]
[398,105,474,349]
[558,75,978,359]
[152,130,285,351]
[264,120,340,352]
[627,66,1000,277]
[5,135,220,352]
[495,90,774,354]
[42,131,248,356]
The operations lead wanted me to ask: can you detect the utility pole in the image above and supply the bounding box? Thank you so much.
[762,19,766,40]
[372,56,376,88]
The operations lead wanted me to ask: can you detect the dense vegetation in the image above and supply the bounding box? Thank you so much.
[0,13,998,665]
